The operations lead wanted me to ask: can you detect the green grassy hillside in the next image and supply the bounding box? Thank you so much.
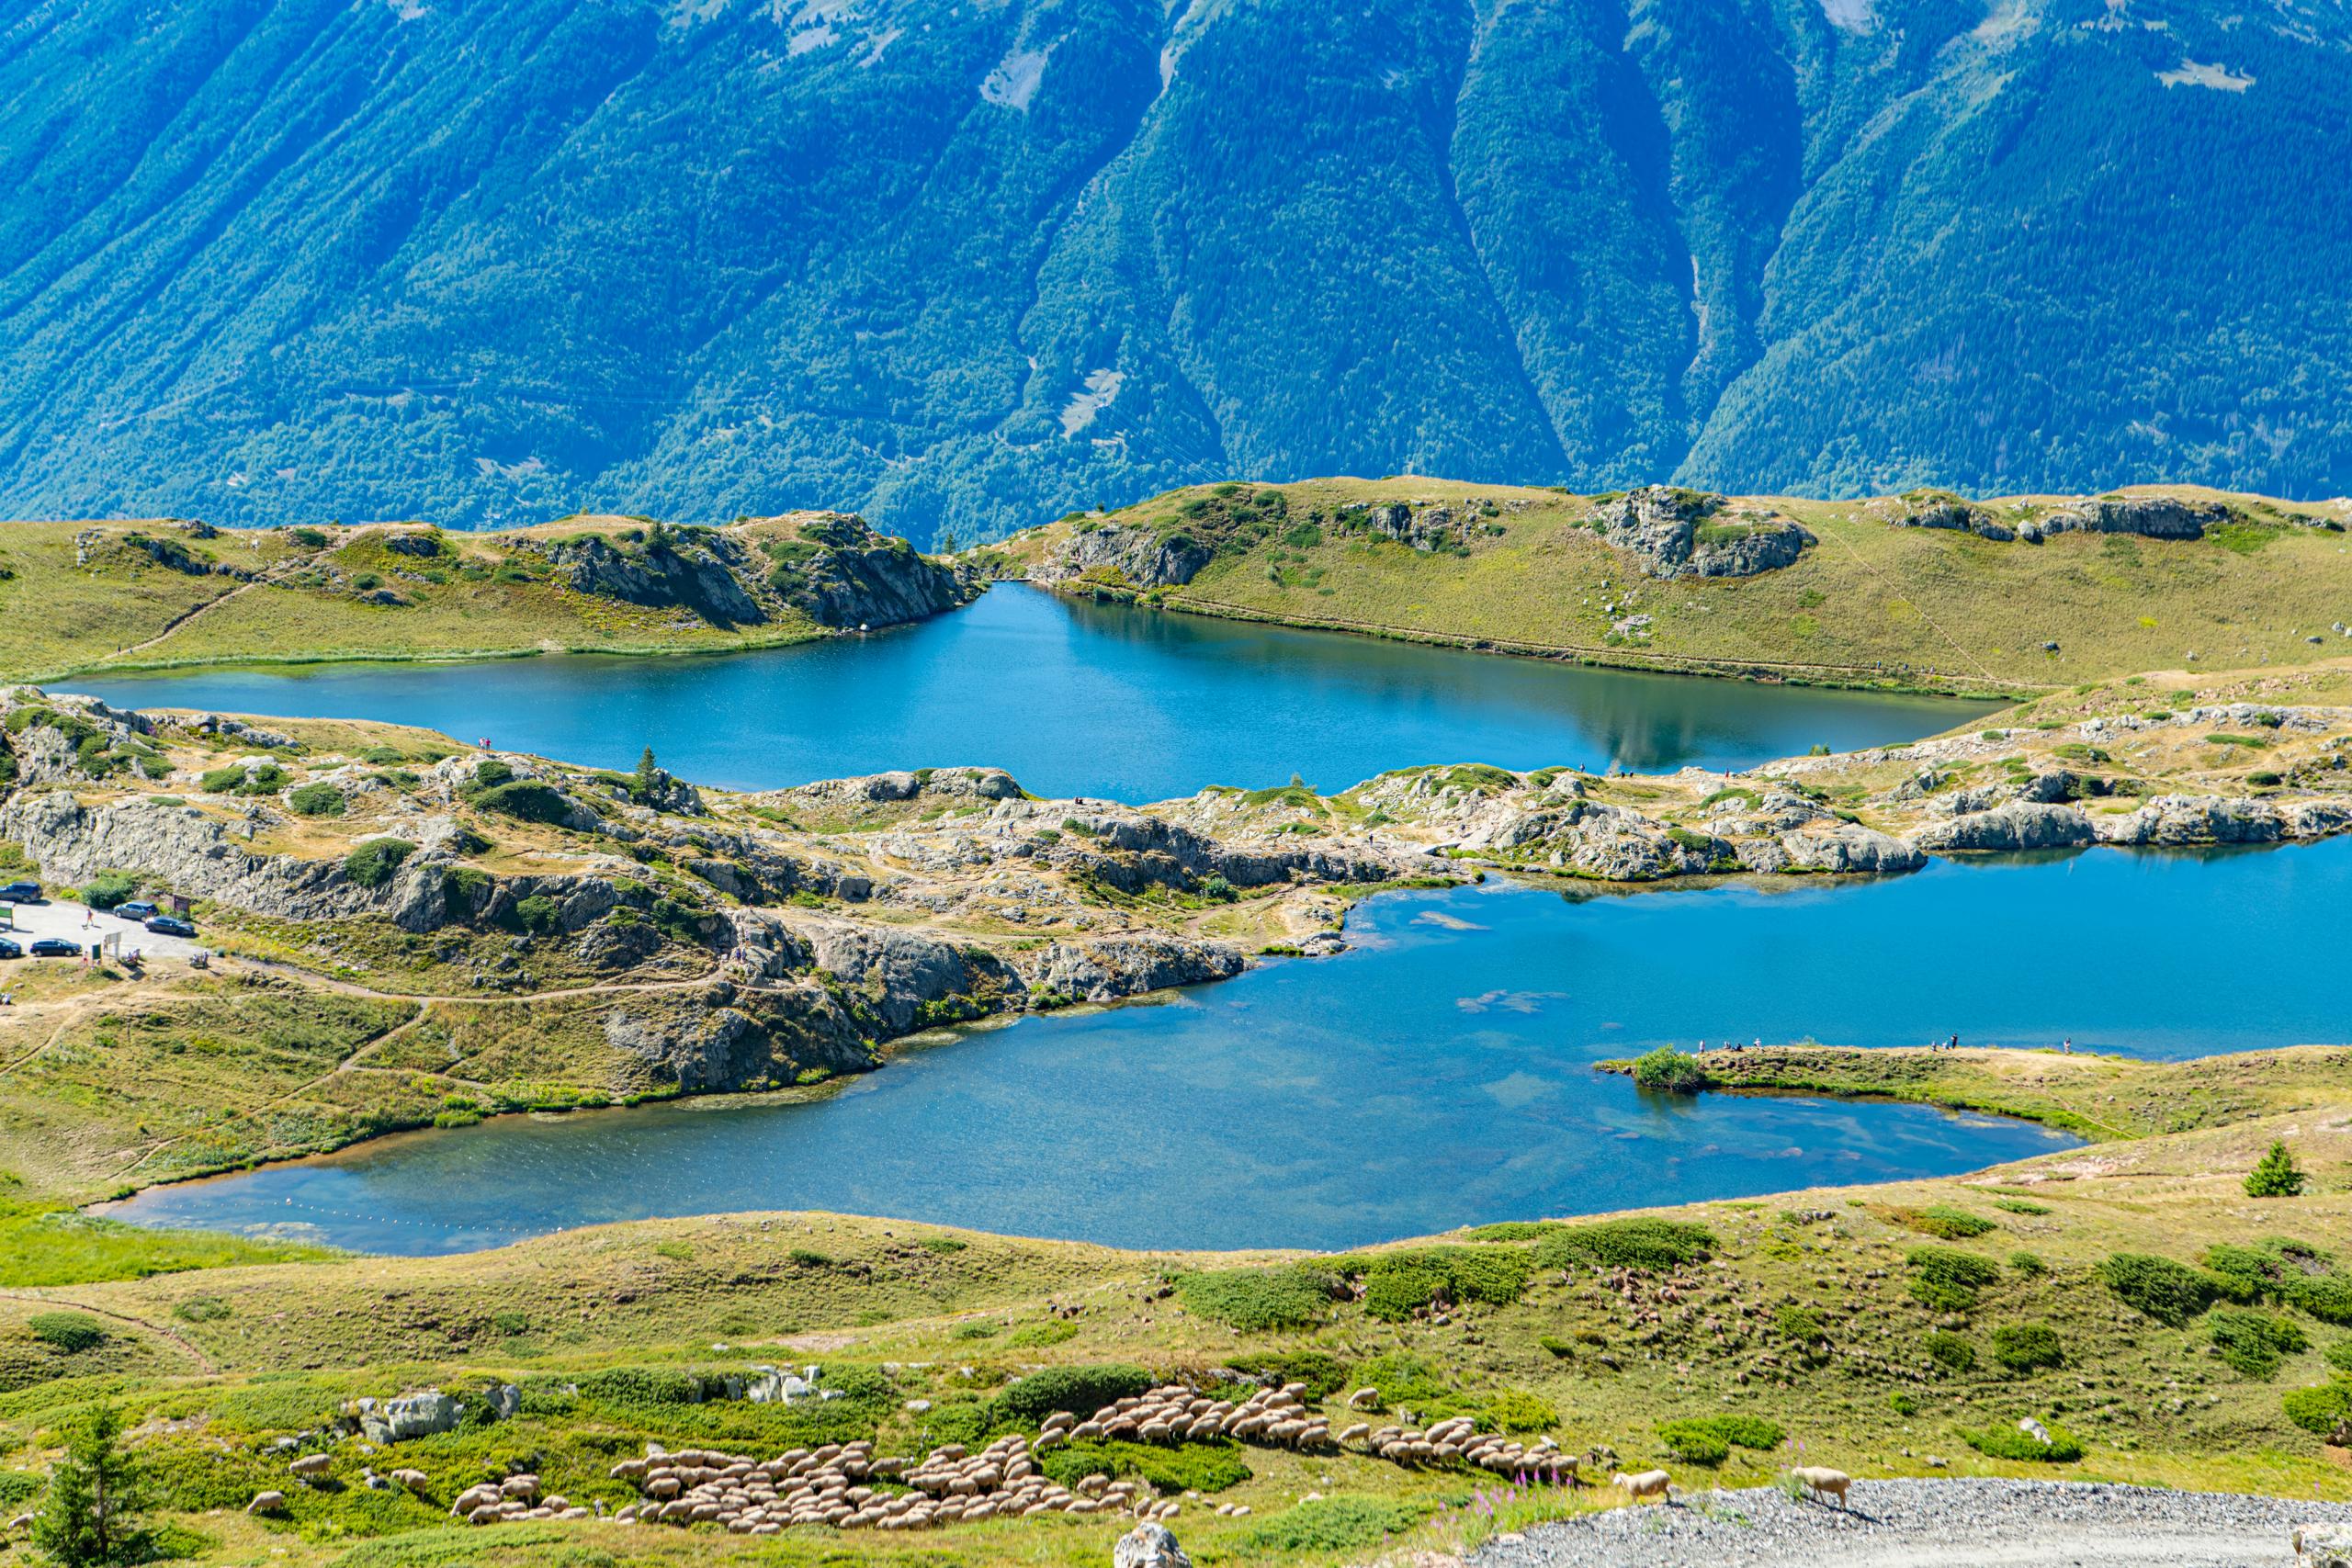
[0,513,961,682]
[985,479,2352,694]
[2,1095,2350,1568]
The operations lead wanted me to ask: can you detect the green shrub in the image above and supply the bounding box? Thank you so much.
[470,779,571,824]
[1039,1439,1250,1496]
[1961,1423,2082,1462]
[513,895,561,935]
[1908,1206,1997,1239]
[1922,1330,1976,1372]
[1630,1046,1709,1093]
[1224,1350,1349,1401]
[1009,1322,1078,1348]
[1234,1495,1431,1554]
[1363,1266,1443,1322]
[1657,1413,1781,1464]
[1889,1392,1919,1416]
[286,782,345,818]
[2293,1275,2352,1325]
[198,761,285,795]
[2326,1341,2352,1376]
[1775,1305,1825,1342]
[1536,1218,1716,1272]
[28,1312,105,1352]
[992,1363,1153,1423]
[1906,1247,2001,1310]
[1992,1198,2051,1216]
[2208,1310,2308,1379]
[2246,1142,2307,1198]
[2285,1382,2352,1437]
[79,871,139,910]
[1459,1221,1559,1242]
[171,1298,230,1325]
[1989,1324,2064,1372]
[1538,1336,1576,1359]
[342,839,415,889]
[289,526,328,547]
[1342,1246,1535,1312]
[2009,1251,2049,1277]
[1481,1388,1556,1433]
[1655,1420,1729,1465]
[1175,1267,1333,1331]
[2100,1253,2221,1325]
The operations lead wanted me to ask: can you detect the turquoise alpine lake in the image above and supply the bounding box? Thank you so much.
[112,840,2352,1257]
[76,584,1997,801]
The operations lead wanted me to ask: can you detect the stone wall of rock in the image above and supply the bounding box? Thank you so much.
[1035,522,1212,590]
[1594,486,1813,579]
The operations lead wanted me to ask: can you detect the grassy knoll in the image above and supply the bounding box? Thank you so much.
[1601,1045,2352,1144]
[0,513,963,682]
[0,1102,2347,1567]
[986,479,2352,694]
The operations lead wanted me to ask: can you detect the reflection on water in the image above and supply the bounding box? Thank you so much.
[76,586,1998,801]
[123,838,2352,1258]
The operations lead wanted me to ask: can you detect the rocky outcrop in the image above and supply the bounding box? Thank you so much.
[1594,487,1813,579]
[1347,502,1476,552]
[1892,492,2015,541]
[1014,933,1247,1003]
[1,790,390,919]
[778,513,975,626]
[1906,802,2098,852]
[771,915,1022,1033]
[602,981,873,1090]
[2019,496,2228,544]
[1035,521,1211,589]
[540,532,766,627]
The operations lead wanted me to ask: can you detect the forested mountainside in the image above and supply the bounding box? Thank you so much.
[3,0,2346,544]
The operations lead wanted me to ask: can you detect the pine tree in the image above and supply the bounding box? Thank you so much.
[632,747,660,806]
[32,1405,153,1568]
[2245,1141,2306,1198]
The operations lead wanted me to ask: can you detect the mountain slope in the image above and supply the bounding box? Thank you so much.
[1,0,2346,542]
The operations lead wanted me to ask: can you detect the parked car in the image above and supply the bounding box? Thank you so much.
[0,938,19,959]
[0,881,41,903]
[28,938,80,958]
[115,900,160,920]
[143,915,196,938]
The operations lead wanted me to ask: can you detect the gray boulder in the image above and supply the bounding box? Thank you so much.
[1114,1523,1193,1568]
[1909,803,2097,852]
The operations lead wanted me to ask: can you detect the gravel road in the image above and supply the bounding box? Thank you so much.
[1473,1480,2352,1568]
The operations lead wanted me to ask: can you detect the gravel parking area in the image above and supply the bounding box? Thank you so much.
[1475,1480,2352,1568]
[0,897,207,962]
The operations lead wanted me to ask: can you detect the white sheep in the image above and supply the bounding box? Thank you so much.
[1788,1466,1853,1508]
[1611,1469,1672,1502]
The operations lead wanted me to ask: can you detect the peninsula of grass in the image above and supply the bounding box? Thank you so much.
[0,512,962,682]
[985,478,2352,694]
[1596,1044,2352,1144]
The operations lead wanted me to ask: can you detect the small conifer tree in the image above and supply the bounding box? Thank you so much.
[632,747,660,805]
[32,1405,153,1568]
[2246,1141,2306,1198]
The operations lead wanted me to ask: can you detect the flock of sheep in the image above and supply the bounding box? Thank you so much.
[242,1374,1855,1536]
[601,1436,1185,1532]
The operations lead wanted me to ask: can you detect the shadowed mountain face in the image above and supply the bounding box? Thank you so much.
[3,0,2346,541]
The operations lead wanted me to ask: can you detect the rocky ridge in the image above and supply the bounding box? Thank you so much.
[4,685,2348,1109]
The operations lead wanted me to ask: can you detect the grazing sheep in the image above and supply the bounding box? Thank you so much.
[247,1492,288,1516]
[1788,1466,1853,1508]
[389,1469,431,1495]
[288,1455,331,1482]
[1611,1469,1672,1502]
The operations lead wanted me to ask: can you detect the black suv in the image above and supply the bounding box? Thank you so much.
[0,881,40,904]
[143,915,197,939]
[28,938,79,958]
